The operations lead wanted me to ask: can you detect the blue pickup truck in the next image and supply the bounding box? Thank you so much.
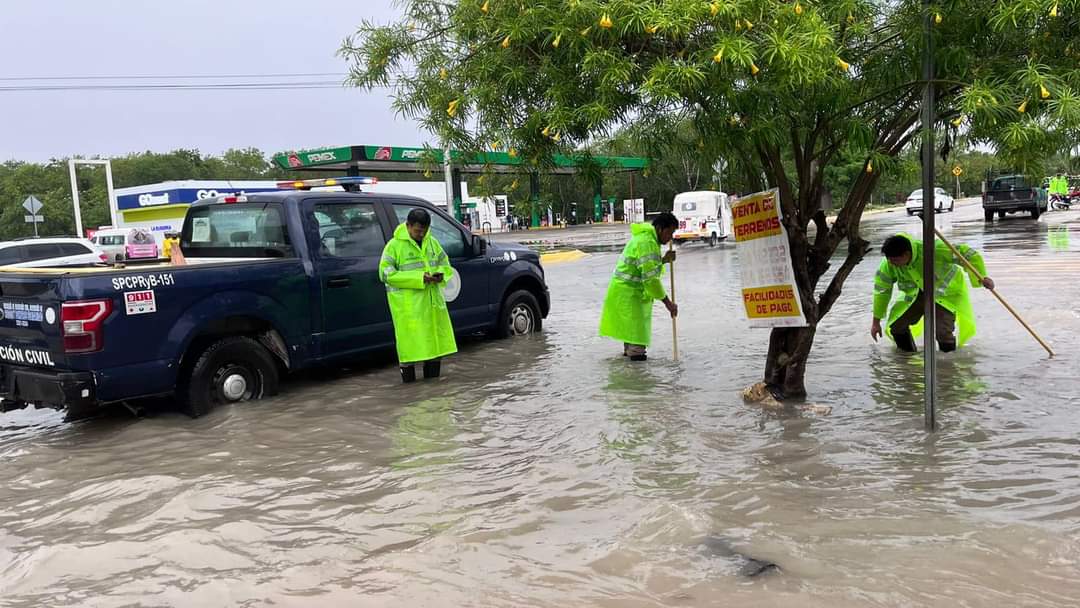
[0,190,549,418]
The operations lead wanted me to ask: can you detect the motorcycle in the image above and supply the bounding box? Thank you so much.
[1051,192,1075,211]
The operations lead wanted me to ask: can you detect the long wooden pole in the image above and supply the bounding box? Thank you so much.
[933,227,1055,357]
[669,241,678,362]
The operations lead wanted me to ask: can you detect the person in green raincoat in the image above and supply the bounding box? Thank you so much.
[870,233,994,353]
[379,208,457,383]
[598,213,679,361]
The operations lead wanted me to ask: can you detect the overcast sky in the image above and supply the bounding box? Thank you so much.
[0,0,422,162]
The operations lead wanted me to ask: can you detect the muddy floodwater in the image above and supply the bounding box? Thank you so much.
[2,203,1079,607]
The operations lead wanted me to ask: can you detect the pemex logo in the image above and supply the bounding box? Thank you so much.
[374,147,393,161]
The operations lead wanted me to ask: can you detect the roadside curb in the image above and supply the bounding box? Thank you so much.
[540,249,588,265]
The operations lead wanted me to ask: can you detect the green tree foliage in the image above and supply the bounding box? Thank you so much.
[343,0,1080,397]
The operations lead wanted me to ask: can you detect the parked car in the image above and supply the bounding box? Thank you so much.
[0,187,550,419]
[0,238,108,268]
[90,228,159,262]
[905,187,954,215]
[982,174,1046,220]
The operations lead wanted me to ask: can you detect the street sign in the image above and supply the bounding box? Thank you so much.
[952,166,963,176]
[22,196,43,214]
[24,215,44,223]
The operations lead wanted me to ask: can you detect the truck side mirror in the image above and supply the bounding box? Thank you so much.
[472,236,487,257]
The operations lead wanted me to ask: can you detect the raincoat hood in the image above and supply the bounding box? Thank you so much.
[631,222,659,241]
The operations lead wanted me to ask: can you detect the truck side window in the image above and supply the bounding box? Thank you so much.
[392,205,468,259]
[312,203,384,258]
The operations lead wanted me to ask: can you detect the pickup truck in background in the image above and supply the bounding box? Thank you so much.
[982,174,1046,221]
[0,188,549,419]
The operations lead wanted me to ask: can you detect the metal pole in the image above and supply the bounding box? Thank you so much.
[67,159,84,238]
[921,0,937,431]
[32,214,39,238]
[104,160,118,229]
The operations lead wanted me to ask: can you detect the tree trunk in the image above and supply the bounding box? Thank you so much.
[763,324,818,399]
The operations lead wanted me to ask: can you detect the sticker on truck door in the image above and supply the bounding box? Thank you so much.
[124,290,157,315]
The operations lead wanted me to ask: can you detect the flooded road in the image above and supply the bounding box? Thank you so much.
[2,202,1079,607]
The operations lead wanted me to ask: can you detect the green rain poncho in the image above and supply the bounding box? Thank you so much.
[379,223,458,364]
[599,223,668,346]
[873,233,987,348]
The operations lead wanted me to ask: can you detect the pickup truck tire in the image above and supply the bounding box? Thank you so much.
[709,233,718,248]
[1031,204,1041,219]
[496,290,543,338]
[179,336,280,417]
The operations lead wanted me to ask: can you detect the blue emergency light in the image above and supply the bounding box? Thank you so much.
[277,176,378,191]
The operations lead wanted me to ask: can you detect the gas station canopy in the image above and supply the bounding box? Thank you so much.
[273,145,647,175]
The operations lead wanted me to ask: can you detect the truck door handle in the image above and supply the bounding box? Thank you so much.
[327,277,351,288]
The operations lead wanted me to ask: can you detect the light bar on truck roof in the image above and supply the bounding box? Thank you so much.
[276,176,378,191]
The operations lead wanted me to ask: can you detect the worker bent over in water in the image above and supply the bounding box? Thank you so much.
[379,208,458,383]
[871,233,994,353]
[599,212,679,361]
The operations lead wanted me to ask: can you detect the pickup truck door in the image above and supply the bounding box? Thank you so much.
[388,203,491,332]
[304,198,394,358]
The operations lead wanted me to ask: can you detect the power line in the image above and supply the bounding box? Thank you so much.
[0,81,343,92]
[0,72,345,81]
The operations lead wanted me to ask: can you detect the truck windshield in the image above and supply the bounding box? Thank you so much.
[181,203,293,258]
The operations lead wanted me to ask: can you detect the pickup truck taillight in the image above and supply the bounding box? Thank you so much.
[62,299,112,353]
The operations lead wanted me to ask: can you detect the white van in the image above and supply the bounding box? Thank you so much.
[672,191,733,247]
[90,228,160,262]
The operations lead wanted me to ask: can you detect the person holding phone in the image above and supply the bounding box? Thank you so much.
[379,208,458,383]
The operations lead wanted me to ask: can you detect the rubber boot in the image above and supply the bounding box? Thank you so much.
[939,341,957,353]
[893,332,918,353]
[400,365,416,384]
[629,352,648,362]
[423,359,441,379]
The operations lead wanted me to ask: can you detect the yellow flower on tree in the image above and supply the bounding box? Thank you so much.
[744,19,754,29]
[501,35,511,48]
[837,57,851,72]
[439,68,448,80]
[481,0,489,14]
[710,2,720,17]
[552,33,562,47]
[509,148,518,157]
[1018,100,1028,113]
[645,25,657,34]
[1051,3,1059,18]
[1041,84,1051,99]
[713,48,725,63]
[795,2,803,15]
[542,126,551,137]
[447,99,461,117]
[599,14,613,29]
[580,26,592,36]
[750,62,760,76]
[951,117,963,127]
[866,160,874,174]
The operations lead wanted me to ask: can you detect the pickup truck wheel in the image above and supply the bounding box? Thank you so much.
[180,336,279,417]
[1031,204,1041,219]
[998,211,1006,219]
[984,209,994,221]
[497,290,542,338]
[709,233,718,248]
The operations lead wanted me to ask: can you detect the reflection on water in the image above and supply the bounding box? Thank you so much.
[1,207,1080,606]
